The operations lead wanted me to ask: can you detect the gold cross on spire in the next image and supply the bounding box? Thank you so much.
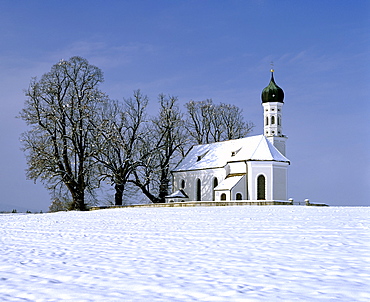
[270,61,274,73]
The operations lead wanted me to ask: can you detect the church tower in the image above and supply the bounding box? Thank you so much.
[261,69,287,156]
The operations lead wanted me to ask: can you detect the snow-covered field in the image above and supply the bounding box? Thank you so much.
[0,206,369,301]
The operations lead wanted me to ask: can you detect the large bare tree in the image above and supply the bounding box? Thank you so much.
[185,99,254,144]
[218,102,254,140]
[19,56,107,210]
[130,94,187,203]
[92,90,149,206]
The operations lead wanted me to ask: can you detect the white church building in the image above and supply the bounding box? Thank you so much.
[166,70,290,203]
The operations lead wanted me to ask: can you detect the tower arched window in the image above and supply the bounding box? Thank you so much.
[257,175,266,200]
[196,179,201,201]
[278,116,281,126]
[271,116,275,125]
[265,116,269,125]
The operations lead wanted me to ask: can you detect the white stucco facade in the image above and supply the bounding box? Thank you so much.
[166,135,290,203]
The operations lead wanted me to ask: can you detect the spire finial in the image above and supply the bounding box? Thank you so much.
[270,61,274,73]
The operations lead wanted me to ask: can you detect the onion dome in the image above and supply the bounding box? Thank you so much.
[261,69,284,103]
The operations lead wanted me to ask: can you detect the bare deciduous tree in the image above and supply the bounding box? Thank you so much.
[219,103,255,140]
[185,99,254,144]
[185,99,214,144]
[92,90,149,206]
[20,57,256,209]
[130,94,187,203]
[19,56,107,210]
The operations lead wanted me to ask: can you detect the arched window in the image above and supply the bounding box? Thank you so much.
[180,179,185,189]
[236,193,242,200]
[213,177,218,201]
[213,177,218,188]
[257,175,266,200]
[271,116,275,125]
[265,116,269,125]
[278,116,281,126]
[196,179,201,201]
[221,193,226,201]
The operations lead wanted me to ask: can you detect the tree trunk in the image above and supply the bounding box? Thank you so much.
[69,189,86,211]
[158,166,169,203]
[158,178,169,203]
[76,190,86,211]
[114,183,125,205]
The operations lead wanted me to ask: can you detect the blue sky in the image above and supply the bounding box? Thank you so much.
[0,0,369,211]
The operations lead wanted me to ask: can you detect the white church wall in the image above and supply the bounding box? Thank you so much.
[231,175,247,200]
[247,161,289,201]
[173,159,288,202]
[247,161,273,200]
[226,161,247,175]
[215,190,230,201]
[172,168,226,201]
[272,163,288,200]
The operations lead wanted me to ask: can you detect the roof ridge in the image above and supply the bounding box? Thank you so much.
[249,135,265,159]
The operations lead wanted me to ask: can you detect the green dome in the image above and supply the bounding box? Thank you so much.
[261,70,284,103]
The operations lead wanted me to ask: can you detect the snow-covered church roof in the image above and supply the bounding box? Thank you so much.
[165,189,189,199]
[173,135,289,172]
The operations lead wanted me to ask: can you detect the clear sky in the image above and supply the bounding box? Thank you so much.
[0,0,369,211]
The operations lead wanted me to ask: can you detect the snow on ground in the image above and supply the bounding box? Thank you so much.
[0,206,369,302]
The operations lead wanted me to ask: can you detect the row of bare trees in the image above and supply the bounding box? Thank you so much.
[19,57,254,210]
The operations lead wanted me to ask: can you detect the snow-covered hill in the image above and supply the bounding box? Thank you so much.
[1,206,369,301]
